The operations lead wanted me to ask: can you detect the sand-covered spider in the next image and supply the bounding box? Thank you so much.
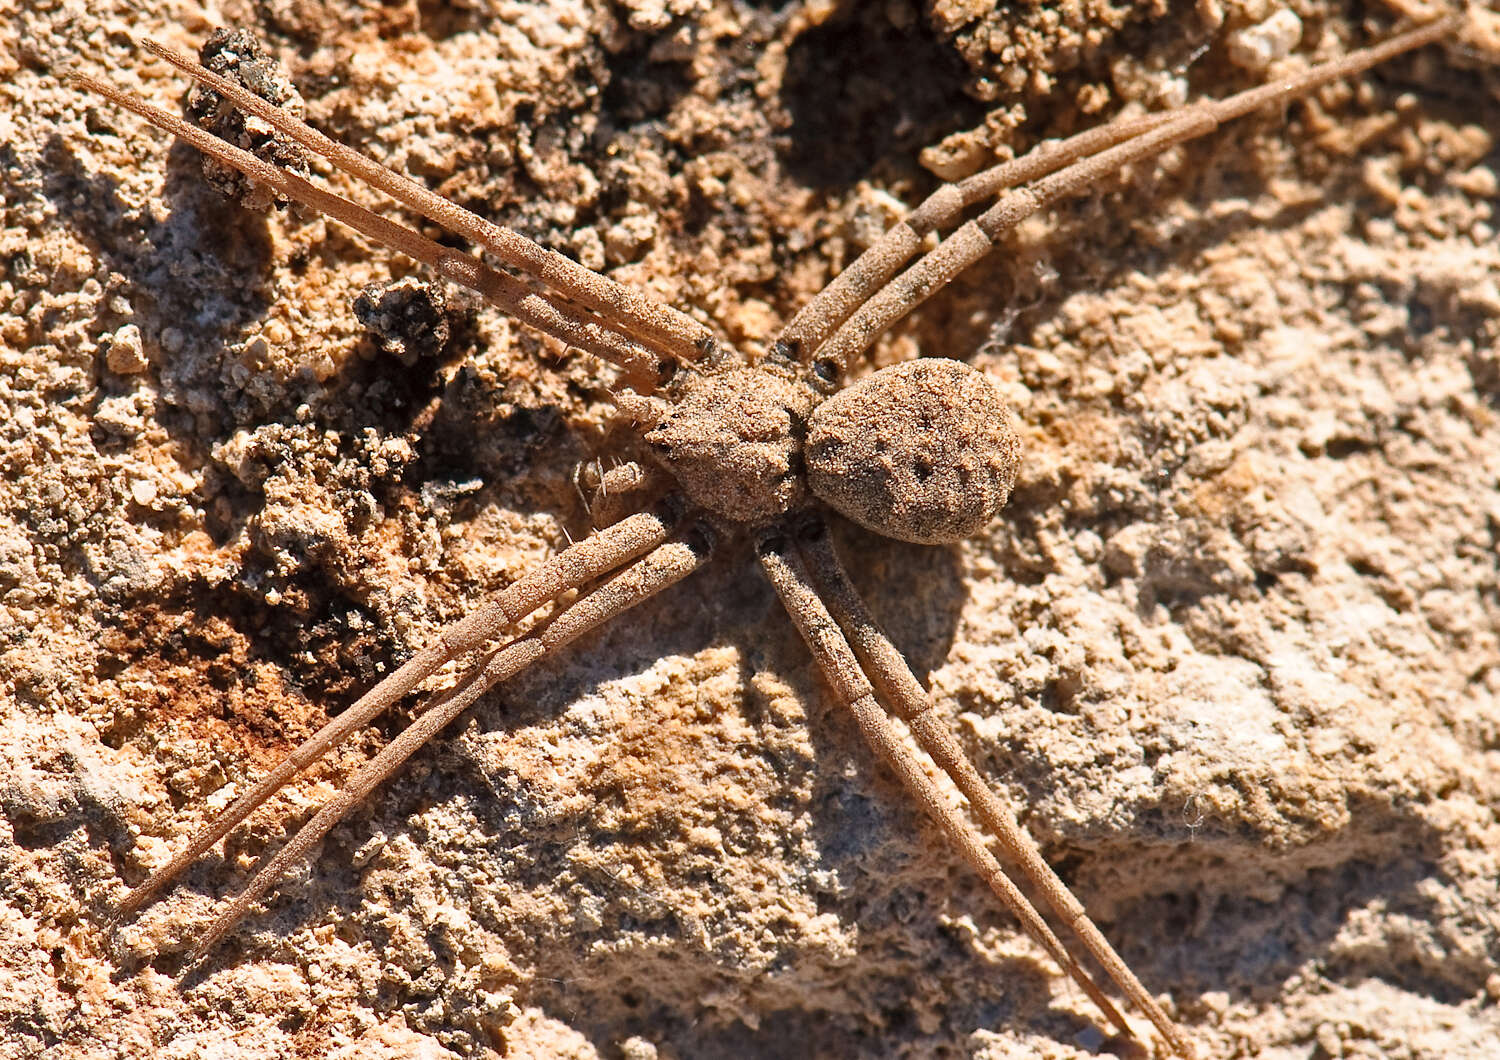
[58,10,1476,1060]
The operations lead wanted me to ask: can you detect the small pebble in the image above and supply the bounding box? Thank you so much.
[105,324,147,374]
[1227,9,1304,73]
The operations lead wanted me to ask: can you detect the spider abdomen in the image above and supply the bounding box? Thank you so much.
[805,359,1021,545]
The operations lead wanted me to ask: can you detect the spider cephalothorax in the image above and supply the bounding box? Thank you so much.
[74,17,1460,1058]
[622,363,818,526]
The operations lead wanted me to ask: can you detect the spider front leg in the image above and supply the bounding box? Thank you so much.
[177,519,714,963]
[118,506,680,924]
[755,523,1184,1055]
[135,36,715,367]
[68,66,687,390]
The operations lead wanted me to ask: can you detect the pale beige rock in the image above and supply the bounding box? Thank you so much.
[3,2,1498,1059]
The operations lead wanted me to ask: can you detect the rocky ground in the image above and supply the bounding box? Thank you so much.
[3,0,1499,1057]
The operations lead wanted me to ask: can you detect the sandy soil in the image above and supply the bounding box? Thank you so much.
[3,1,1499,1057]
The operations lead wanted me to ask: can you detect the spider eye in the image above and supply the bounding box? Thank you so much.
[811,356,842,389]
[804,359,1021,545]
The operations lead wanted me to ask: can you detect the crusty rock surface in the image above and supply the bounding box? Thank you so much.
[3,1,1498,1058]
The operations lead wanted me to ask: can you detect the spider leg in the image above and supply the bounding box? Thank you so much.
[131,37,713,367]
[117,507,679,921]
[792,513,1195,1057]
[183,520,715,963]
[755,526,1152,1052]
[794,15,1455,379]
[776,109,1176,360]
[68,72,676,389]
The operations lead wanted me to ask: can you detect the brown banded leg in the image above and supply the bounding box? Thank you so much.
[67,71,679,388]
[792,513,1195,1058]
[755,527,1150,1051]
[136,37,714,367]
[786,15,1456,380]
[774,108,1176,361]
[118,507,680,921]
[184,521,715,963]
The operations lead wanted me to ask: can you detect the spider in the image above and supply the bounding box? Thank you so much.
[67,10,1464,1058]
